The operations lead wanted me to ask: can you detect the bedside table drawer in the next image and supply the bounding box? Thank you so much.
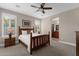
[5,37,15,47]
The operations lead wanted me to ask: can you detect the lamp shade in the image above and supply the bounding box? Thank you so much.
[8,27,13,33]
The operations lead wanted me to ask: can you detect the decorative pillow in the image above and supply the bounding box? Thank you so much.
[22,30,27,35]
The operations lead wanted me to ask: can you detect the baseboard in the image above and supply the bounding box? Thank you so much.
[59,41,76,47]
[0,44,4,48]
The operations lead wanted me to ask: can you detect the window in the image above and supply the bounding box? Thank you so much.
[34,20,41,33]
[2,13,17,37]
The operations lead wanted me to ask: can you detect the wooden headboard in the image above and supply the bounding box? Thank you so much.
[18,26,34,35]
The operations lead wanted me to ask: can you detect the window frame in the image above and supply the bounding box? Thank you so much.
[2,13,17,37]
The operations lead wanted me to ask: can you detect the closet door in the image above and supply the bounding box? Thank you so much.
[76,31,79,56]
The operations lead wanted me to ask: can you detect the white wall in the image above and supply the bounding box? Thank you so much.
[0,8,40,36]
[59,7,79,44]
[41,7,79,44]
[41,17,52,34]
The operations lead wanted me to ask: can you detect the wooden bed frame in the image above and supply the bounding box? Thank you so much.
[18,26,50,54]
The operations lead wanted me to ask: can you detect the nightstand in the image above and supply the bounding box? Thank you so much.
[5,37,15,47]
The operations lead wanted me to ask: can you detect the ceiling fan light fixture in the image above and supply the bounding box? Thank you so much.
[31,3,52,14]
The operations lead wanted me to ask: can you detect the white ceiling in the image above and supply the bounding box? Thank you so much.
[0,3,79,19]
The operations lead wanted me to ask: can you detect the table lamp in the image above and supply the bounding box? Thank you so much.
[8,27,13,39]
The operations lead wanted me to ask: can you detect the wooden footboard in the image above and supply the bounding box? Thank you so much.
[18,26,50,54]
[30,32,50,54]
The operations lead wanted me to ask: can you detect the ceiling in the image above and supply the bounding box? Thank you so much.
[0,3,79,19]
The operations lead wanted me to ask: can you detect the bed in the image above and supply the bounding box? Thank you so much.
[18,26,50,54]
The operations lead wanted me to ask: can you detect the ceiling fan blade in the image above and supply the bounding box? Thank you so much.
[31,5,39,8]
[43,7,52,9]
[41,3,45,8]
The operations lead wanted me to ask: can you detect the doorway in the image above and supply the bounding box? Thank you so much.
[51,17,59,41]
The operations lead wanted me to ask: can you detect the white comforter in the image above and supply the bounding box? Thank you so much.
[18,33,42,53]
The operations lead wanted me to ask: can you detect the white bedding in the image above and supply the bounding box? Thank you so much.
[18,33,42,53]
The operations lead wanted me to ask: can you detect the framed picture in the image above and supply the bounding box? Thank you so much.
[56,25,59,31]
[22,20,31,27]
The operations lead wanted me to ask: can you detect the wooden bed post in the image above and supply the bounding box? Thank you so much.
[30,33,32,54]
[48,31,50,46]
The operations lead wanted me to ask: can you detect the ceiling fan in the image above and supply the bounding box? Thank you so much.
[31,3,52,14]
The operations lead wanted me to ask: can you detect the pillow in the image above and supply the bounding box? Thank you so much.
[22,30,27,35]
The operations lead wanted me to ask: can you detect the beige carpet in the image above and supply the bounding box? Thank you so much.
[0,40,76,56]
